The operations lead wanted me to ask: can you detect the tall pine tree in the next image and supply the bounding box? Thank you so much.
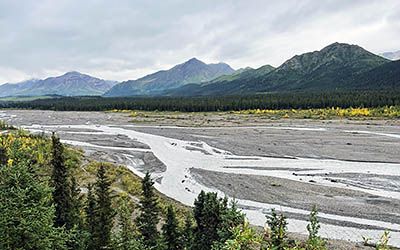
[69,176,83,227]
[182,212,194,250]
[93,164,114,250]
[212,199,245,249]
[137,172,160,249]
[51,133,74,229]
[193,192,244,250]
[0,161,67,249]
[66,176,88,250]
[161,205,181,250]
[85,184,97,250]
[193,192,222,250]
[112,194,145,250]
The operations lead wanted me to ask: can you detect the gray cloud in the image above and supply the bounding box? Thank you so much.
[0,0,399,83]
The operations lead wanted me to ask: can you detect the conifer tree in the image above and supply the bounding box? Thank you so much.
[193,190,206,232]
[213,199,245,249]
[0,161,67,249]
[193,192,223,250]
[52,134,86,249]
[69,176,83,227]
[182,212,194,250]
[66,176,88,250]
[93,164,114,250]
[112,194,145,250]
[85,184,97,250]
[162,205,181,250]
[137,172,160,249]
[193,192,244,250]
[51,133,74,229]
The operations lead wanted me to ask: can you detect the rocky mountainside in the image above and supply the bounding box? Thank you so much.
[104,58,235,97]
[0,71,117,97]
[169,43,391,96]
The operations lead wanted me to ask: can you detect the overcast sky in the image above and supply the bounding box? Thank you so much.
[0,0,399,84]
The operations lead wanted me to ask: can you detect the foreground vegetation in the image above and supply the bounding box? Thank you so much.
[1,90,400,112]
[0,125,393,249]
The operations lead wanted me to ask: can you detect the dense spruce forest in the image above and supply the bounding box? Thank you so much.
[0,127,339,250]
[1,90,400,112]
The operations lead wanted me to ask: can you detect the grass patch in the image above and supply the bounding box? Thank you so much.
[233,106,400,119]
[0,121,16,130]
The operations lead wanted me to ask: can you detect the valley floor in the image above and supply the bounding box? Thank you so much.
[1,109,400,248]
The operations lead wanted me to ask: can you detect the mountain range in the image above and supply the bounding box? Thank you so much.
[109,42,397,97]
[0,71,117,97]
[104,58,234,97]
[1,42,399,98]
[169,43,393,96]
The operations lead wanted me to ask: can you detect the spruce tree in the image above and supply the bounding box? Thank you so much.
[193,192,222,250]
[193,190,206,233]
[67,176,87,250]
[215,199,244,246]
[193,192,244,250]
[0,161,67,249]
[137,172,160,249]
[51,133,73,229]
[85,184,97,250]
[69,176,83,227]
[113,194,145,250]
[162,205,181,250]
[182,212,194,250]
[93,164,114,250]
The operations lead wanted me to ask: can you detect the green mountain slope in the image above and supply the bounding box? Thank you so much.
[207,65,275,84]
[349,59,400,89]
[168,64,275,96]
[104,58,234,97]
[169,43,390,96]
[262,42,389,91]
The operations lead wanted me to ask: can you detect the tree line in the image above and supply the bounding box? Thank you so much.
[1,90,400,112]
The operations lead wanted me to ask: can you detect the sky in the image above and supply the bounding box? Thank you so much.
[0,0,399,84]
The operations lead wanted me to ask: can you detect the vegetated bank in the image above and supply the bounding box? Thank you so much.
[1,90,400,112]
[0,124,362,250]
